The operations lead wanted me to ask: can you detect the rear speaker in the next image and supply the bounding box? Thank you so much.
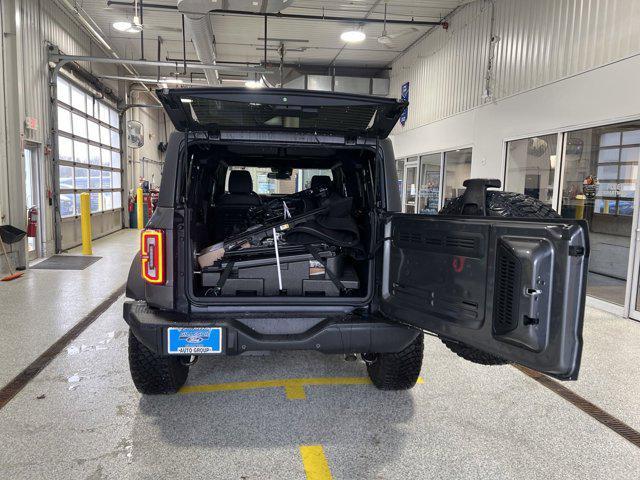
[493,240,521,335]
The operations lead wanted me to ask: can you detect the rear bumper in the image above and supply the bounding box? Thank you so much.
[123,300,420,356]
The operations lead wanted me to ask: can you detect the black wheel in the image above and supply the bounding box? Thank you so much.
[128,330,189,394]
[366,333,424,390]
[438,190,560,366]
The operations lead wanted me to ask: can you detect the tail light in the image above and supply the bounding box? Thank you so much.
[141,229,165,284]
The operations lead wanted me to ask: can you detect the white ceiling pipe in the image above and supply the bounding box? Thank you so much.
[183,12,220,85]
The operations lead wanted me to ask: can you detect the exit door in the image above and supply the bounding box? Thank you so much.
[23,146,41,260]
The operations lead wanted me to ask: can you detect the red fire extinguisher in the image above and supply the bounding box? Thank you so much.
[27,206,38,238]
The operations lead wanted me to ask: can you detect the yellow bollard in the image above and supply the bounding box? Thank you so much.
[80,192,92,255]
[136,187,144,230]
[575,194,585,219]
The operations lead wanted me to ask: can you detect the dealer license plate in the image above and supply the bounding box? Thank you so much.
[167,327,222,354]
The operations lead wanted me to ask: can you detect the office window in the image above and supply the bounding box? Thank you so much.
[417,154,441,214]
[56,76,122,218]
[505,134,557,205]
[442,148,472,204]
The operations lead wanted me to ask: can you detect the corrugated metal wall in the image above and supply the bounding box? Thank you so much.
[16,0,122,253]
[390,0,640,133]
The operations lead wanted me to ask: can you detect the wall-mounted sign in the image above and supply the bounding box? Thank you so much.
[400,82,409,126]
[24,117,39,131]
[127,120,144,148]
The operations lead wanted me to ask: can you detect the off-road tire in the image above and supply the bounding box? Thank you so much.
[366,333,424,390]
[438,190,560,365]
[128,330,189,394]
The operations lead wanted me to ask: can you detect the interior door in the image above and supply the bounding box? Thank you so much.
[381,214,589,379]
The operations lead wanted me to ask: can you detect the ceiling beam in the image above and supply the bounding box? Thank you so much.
[105,2,444,26]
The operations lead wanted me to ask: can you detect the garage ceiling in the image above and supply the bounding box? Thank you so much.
[72,1,465,82]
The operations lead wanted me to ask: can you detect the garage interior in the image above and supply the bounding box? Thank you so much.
[1,0,640,478]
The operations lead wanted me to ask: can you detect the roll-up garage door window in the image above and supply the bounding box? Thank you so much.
[56,76,122,218]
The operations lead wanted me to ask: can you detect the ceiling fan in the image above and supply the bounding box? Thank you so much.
[111,0,182,33]
[377,3,418,48]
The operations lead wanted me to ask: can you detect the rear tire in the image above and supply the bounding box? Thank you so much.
[128,330,189,394]
[366,333,424,390]
[438,190,560,366]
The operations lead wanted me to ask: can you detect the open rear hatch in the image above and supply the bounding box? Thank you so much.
[156,87,407,139]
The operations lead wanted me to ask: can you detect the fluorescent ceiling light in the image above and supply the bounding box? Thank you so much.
[113,21,133,32]
[162,78,184,84]
[245,80,263,89]
[340,30,366,43]
[180,98,193,103]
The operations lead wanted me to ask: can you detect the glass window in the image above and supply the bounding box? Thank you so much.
[101,148,112,167]
[110,129,120,149]
[600,132,620,147]
[226,167,332,195]
[73,140,88,164]
[99,103,109,123]
[505,134,557,205]
[59,165,74,190]
[74,193,82,216]
[89,169,101,189]
[111,151,121,169]
[58,107,72,133]
[90,192,100,212]
[103,191,113,210]
[100,126,111,146]
[403,158,418,214]
[72,114,87,138]
[443,148,472,204]
[86,96,94,117]
[58,136,73,162]
[57,78,71,105]
[71,87,85,112]
[417,154,441,215]
[113,192,122,209]
[57,81,122,223]
[89,145,101,166]
[101,171,112,189]
[75,167,89,189]
[396,159,405,198]
[59,193,75,217]
[87,120,100,143]
[109,109,119,128]
[621,147,640,163]
[622,129,640,145]
[561,120,640,307]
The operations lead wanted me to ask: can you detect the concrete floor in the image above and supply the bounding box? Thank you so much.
[0,229,139,386]
[1,229,640,479]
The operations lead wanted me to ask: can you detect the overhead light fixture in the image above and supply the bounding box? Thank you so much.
[112,20,142,33]
[245,80,263,89]
[180,98,193,103]
[113,21,133,32]
[340,30,366,43]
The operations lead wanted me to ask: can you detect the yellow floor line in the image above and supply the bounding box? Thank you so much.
[299,445,333,480]
[179,376,424,399]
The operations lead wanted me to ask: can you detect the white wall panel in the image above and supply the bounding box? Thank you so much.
[390,0,640,137]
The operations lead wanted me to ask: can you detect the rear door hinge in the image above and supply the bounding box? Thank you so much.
[568,246,585,257]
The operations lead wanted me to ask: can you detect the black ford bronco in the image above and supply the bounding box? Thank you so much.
[124,88,589,394]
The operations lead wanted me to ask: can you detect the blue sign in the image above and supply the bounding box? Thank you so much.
[400,82,409,126]
[167,327,222,354]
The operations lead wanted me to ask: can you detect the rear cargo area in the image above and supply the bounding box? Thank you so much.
[184,141,379,303]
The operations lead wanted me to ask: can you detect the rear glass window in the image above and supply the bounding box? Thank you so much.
[225,167,333,195]
[186,98,379,133]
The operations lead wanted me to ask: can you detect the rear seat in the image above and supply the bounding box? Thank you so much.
[210,170,261,241]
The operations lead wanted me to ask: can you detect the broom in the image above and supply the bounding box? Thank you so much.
[0,239,23,281]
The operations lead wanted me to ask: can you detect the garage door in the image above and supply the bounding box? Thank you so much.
[55,75,123,250]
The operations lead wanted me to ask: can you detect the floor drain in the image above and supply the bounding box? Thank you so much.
[514,364,640,448]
